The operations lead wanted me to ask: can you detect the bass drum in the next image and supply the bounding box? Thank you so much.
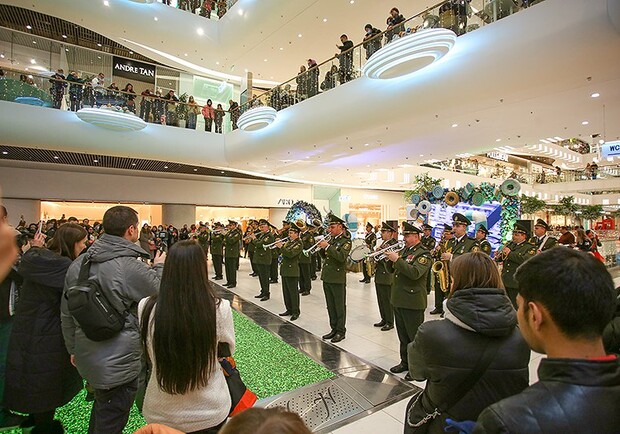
[347,238,366,272]
[349,245,370,263]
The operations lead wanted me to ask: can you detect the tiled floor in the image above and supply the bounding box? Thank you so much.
[212,258,543,433]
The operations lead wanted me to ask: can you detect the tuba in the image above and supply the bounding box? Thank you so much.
[432,237,452,293]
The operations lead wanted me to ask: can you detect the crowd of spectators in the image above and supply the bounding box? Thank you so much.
[0,202,619,433]
[159,0,232,19]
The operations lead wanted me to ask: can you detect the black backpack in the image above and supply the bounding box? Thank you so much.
[66,258,127,342]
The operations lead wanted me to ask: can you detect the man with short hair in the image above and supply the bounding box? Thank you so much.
[474,248,620,433]
[335,34,354,83]
[319,214,352,343]
[298,221,314,296]
[223,220,241,288]
[530,218,557,253]
[62,206,165,434]
[386,222,432,380]
[557,225,575,246]
[360,222,377,283]
[210,222,225,280]
[496,223,536,308]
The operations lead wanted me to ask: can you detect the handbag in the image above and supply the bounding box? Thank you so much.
[218,343,257,416]
[404,338,501,434]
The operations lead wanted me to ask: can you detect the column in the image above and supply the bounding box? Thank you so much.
[162,204,197,228]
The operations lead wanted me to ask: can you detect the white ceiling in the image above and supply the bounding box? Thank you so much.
[0,0,619,192]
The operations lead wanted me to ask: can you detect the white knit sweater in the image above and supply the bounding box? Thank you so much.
[138,298,235,433]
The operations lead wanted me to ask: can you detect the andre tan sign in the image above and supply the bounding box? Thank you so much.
[113,56,156,84]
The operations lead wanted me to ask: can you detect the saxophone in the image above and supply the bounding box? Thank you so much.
[431,237,452,293]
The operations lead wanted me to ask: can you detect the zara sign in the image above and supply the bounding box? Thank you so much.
[112,56,156,84]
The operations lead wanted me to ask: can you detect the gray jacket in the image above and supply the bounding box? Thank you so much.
[61,234,163,389]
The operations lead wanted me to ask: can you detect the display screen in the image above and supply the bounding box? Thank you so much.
[426,202,502,253]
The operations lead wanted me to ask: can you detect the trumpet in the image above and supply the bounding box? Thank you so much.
[303,234,332,256]
[264,236,289,249]
[212,228,229,235]
[367,241,405,261]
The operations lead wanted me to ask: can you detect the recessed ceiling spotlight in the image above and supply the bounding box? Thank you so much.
[103,0,109,6]
[419,154,424,157]
[0,54,4,58]
[65,48,69,52]
[97,43,102,47]
[97,56,101,59]
[184,53,188,57]
[53,156,59,160]
[323,18,328,22]
[582,121,589,125]
[264,58,268,62]
[32,41,36,44]
[591,92,600,98]
[62,34,67,38]
[193,168,198,171]
[26,25,32,30]
[30,59,36,64]
[164,166,168,169]
[496,138,501,142]
[364,143,370,146]
[451,123,458,127]
[131,163,136,166]
[350,0,354,3]
[196,28,204,36]
[1,151,7,155]
[220,171,225,174]
[244,68,248,72]
[298,33,302,38]
[129,50,133,54]
[279,47,284,51]
[93,159,98,163]
[154,16,158,21]
[216,61,220,65]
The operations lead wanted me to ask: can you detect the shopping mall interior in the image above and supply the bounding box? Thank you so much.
[1,0,619,432]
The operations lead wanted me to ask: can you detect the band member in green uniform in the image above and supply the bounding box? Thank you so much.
[277,225,303,320]
[311,222,324,279]
[223,220,242,288]
[196,224,210,258]
[421,223,436,251]
[476,224,492,256]
[429,223,454,315]
[373,222,398,331]
[319,214,352,343]
[529,219,558,253]
[210,222,225,280]
[298,220,314,296]
[270,221,288,283]
[245,220,259,277]
[249,219,275,301]
[360,222,377,283]
[496,222,536,307]
[385,221,432,380]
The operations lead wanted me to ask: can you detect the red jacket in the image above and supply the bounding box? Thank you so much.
[202,104,215,119]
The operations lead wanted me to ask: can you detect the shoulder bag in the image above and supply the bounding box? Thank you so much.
[404,338,501,434]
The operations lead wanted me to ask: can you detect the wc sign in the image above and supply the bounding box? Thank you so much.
[601,141,620,159]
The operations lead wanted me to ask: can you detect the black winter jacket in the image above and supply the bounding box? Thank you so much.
[408,288,530,434]
[4,248,82,413]
[474,356,620,434]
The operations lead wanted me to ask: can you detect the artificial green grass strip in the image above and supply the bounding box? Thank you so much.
[6,310,333,433]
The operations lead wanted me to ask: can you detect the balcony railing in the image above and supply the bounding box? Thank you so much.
[0,66,239,132]
[157,0,238,20]
[239,0,547,114]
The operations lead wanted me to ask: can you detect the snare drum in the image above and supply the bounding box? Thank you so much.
[349,245,371,263]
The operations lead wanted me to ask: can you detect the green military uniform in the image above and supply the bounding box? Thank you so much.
[529,219,558,253]
[391,222,432,368]
[421,234,436,251]
[320,215,352,341]
[280,233,303,318]
[245,223,259,276]
[299,228,314,295]
[361,224,377,283]
[197,229,210,255]
[497,223,536,307]
[224,222,242,287]
[210,227,224,280]
[374,222,398,330]
[421,223,437,297]
[479,238,492,255]
[450,235,480,258]
[252,224,275,298]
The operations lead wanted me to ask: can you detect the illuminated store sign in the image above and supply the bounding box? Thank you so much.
[113,56,156,84]
[601,141,620,159]
[486,152,509,162]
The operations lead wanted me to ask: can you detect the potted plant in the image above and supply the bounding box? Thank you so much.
[176,92,189,128]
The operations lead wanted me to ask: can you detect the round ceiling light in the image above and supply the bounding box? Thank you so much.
[362,28,456,80]
[237,106,277,131]
[76,108,147,132]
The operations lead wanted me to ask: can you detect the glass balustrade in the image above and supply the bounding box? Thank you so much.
[156,0,238,20]
[0,67,240,132]
[239,0,548,114]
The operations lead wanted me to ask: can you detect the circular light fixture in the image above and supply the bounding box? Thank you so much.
[237,106,277,131]
[298,33,302,38]
[154,16,158,21]
[76,108,147,132]
[196,28,204,36]
[362,29,457,79]
[2,151,8,155]
[323,18,328,22]
[62,34,67,38]
[26,25,32,30]
[451,123,458,127]
[591,92,600,98]
[582,121,589,125]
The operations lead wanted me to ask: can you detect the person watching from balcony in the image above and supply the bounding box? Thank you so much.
[306,59,320,99]
[122,83,136,113]
[214,103,225,133]
[363,24,382,59]
[385,7,405,43]
[335,35,354,83]
[296,65,308,101]
[202,99,215,132]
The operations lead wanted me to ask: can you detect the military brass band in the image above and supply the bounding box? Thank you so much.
[208,212,555,361]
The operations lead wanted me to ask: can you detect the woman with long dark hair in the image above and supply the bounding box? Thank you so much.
[139,240,235,433]
[5,223,87,432]
[405,252,530,434]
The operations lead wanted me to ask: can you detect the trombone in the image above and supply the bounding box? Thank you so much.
[264,236,289,250]
[367,241,405,261]
[303,234,332,256]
